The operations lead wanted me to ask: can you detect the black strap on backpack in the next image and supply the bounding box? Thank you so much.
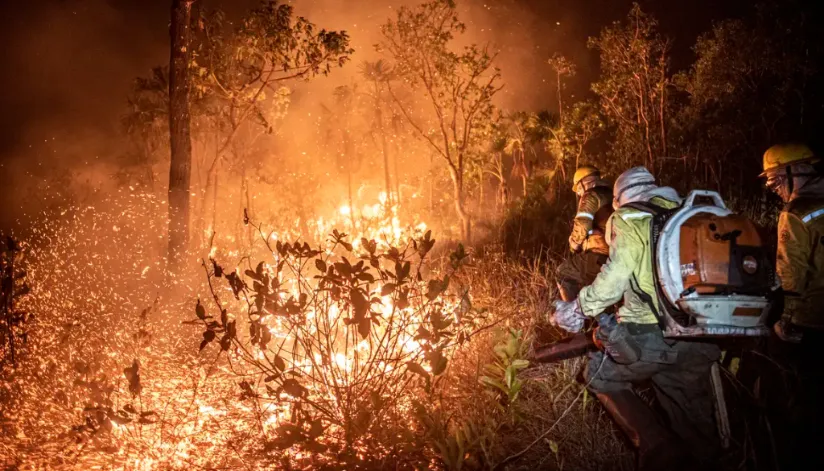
[630,273,666,331]
[622,201,666,217]
[621,201,673,331]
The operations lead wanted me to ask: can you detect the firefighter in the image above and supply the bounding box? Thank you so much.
[552,167,720,471]
[761,143,824,339]
[555,165,613,302]
[760,143,824,469]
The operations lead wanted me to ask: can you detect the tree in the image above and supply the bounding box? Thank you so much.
[498,56,594,205]
[132,1,353,254]
[380,0,502,242]
[564,101,604,170]
[123,67,171,189]
[672,1,823,207]
[359,60,396,209]
[320,84,365,228]
[190,1,352,241]
[588,3,673,175]
[167,0,196,272]
[547,54,576,129]
[485,117,510,212]
[502,112,537,198]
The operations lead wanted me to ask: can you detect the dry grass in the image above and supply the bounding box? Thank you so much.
[0,197,633,471]
[433,248,632,471]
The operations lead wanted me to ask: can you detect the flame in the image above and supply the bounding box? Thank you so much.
[9,186,461,470]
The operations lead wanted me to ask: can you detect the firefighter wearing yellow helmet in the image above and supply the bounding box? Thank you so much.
[552,167,721,470]
[569,165,613,254]
[761,143,824,470]
[555,165,613,302]
[761,143,824,338]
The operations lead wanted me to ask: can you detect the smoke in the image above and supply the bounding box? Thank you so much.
[283,0,581,118]
[0,0,170,230]
[0,0,579,230]
[0,0,744,232]
[252,0,591,218]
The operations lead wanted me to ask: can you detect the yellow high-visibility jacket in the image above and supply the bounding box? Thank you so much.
[570,184,613,255]
[579,196,679,325]
[777,177,824,330]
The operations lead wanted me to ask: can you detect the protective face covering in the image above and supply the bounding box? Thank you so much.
[765,172,791,203]
[575,176,595,198]
[612,166,681,208]
[765,164,818,203]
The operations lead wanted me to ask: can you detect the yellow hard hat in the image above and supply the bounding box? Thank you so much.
[572,165,600,191]
[760,144,819,177]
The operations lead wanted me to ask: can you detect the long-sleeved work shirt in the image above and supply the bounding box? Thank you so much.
[570,184,613,255]
[777,177,824,330]
[579,196,679,325]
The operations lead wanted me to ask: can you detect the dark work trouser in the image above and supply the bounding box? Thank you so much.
[772,329,824,470]
[585,324,721,463]
[555,251,607,301]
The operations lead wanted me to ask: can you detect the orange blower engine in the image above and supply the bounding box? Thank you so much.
[642,190,774,337]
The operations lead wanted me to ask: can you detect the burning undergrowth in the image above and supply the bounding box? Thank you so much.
[0,188,502,470]
[0,183,628,470]
[189,225,482,467]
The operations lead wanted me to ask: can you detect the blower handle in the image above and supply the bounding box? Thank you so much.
[683,190,727,210]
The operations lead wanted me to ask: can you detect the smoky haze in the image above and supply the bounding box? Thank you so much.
[0,0,168,229]
[0,0,745,231]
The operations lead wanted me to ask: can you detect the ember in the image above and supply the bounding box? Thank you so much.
[3,0,822,469]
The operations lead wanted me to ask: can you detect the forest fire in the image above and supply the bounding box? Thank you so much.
[3,0,823,469]
[205,190,432,262]
[1,186,474,469]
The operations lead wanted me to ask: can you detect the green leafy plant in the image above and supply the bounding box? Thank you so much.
[480,329,529,415]
[192,225,482,464]
[411,400,494,471]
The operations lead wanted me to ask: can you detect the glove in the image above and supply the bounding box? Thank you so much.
[774,315,803,343]
[568,236,583,254]
[551,298,585,333]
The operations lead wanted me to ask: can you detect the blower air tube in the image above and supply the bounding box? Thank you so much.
[531,333,595,363]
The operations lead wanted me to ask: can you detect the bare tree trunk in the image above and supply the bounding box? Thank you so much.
[556,71,564,128]
[478,168,484,221]
[374,82,393,211]
[241,158,253,251]
[659,53,667,158]
[380,131,392,210]
[167,0,195,273]
[341,129,357,229]
[347,167,355,229]
[429,152,434,216]
[198,135,219,250]
[448,164,470,243]
[637,79,654,174]
[515,149,528,198]
[392,141,401,206]
[391,121,402,206]
[201,150,222,231]
[494,151,507,213]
